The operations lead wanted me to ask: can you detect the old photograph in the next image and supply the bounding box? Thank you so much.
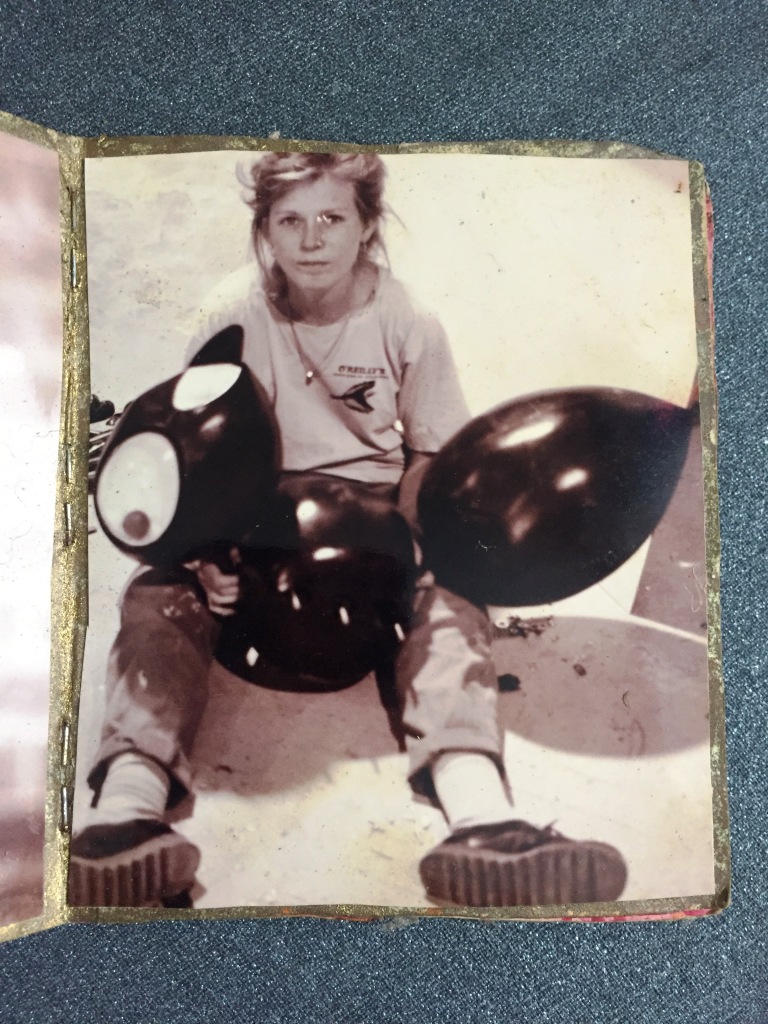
[70,146,714,912]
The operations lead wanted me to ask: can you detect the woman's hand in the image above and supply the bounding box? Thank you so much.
[184,547,241,616]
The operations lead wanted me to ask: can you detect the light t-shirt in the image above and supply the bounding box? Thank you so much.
[187,264,470,485]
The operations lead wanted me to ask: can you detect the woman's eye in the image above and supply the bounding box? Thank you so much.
[319,213,343,225]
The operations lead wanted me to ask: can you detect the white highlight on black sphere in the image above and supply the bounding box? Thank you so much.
[172,363,241,411]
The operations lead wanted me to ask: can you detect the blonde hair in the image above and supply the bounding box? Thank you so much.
[244,152,388,298]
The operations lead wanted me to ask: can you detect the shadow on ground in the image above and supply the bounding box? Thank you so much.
[495,616,709,758]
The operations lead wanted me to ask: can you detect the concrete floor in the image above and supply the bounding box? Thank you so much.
[72,428,715,910]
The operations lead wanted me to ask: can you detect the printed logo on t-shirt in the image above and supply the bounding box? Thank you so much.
[335,365,387,378]
[331,380,377,414]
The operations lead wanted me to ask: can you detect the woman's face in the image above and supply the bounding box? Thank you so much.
[265,173,374,295]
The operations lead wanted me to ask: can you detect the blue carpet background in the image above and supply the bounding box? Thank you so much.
[1,2,766,1021]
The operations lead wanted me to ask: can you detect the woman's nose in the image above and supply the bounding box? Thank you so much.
[301,217,324,250]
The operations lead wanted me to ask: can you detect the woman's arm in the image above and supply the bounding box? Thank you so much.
[397,308,470,457]
[398,449,433,534]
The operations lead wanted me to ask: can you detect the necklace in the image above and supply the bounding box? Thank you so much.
[287,312,351,386]
[283,267,378,385]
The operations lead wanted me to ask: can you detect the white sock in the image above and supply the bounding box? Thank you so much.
[432,751,514,833]
[89,752,171,827]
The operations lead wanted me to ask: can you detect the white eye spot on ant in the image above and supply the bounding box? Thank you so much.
[312,546,343,562]
[296,499,321,526]
[555,467,589,491]
[97,432,179,547]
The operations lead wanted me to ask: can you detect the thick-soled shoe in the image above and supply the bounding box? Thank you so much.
[68,820,200,908]
[419,820,627,908]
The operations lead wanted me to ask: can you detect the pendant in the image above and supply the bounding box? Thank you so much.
[305,370,314,385]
